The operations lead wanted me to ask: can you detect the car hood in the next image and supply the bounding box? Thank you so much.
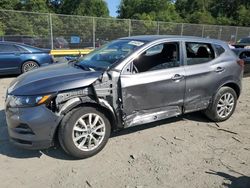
[8,63,103,96]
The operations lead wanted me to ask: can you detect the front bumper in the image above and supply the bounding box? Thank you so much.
[5,105,61,150]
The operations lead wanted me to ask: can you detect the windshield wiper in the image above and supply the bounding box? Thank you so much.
[67,56,81,64]
[74,63,91,71]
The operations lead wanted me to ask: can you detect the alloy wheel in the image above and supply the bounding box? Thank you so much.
[72,113,106,151]
[23,61,39,72]
[216,93,235,118]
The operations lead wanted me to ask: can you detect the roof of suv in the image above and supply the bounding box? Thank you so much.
[121,35,224,44]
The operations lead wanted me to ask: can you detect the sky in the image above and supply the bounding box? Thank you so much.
[105,0,121,17]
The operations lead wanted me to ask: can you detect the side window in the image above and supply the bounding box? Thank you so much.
[144,44,163,56]
[0,44,19,53]
[214,44,225,56]
[132,42,180,73]
[185,42,215,65]
[16,45,28,52]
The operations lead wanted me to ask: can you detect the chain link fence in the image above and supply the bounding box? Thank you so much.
[0,9,250,49]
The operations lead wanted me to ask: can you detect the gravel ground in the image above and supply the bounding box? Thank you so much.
[0,76,249,188]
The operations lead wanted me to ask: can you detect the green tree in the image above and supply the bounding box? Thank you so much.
[0,0,19,10]
[58,0,109,17]
[209,0,250,26]
[237,5,250,26]
[118,0,182,22]
[188,11,215,25]
[175,0,212,19]
[16,0,52,13]
[216,16,233,25]
[1,11,33,35]
[0,0,53,12]
[175,0,250,26]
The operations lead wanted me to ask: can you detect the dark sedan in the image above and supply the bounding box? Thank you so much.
[233,48,250,74]
[0,42,54,75]
[233,37,250,48]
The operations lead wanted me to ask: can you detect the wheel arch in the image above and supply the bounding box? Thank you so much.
[58,98,118,131]
[220,82,241,98]
[22,59,40,65]
[78,102,117,131]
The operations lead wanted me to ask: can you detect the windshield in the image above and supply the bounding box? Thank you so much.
[239,38,250,43]
[77,39,145,70]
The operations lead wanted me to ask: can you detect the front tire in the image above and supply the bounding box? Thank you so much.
[58,107,111,159]
[205,87,237,122]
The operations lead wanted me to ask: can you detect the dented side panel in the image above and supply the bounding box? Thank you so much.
[120,67,186,127]
[183,63,214,112]
[125,106,182,127]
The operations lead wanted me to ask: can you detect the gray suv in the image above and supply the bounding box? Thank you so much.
[5,35,243,158]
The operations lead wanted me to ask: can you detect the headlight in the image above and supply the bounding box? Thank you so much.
[8,95,52,108]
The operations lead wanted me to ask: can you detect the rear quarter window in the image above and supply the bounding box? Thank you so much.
[185,42,215,65]
[214,44,225,56]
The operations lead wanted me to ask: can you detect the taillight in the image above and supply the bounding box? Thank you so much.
[237,59,245,68]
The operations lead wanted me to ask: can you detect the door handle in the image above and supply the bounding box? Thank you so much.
[215,67,225,73]
[171,74,184,81]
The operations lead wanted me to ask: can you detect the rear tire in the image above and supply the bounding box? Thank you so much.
[22,61,39,73]
[205,86,237,122]
[58,107,111,159]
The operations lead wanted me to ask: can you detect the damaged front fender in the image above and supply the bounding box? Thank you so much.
[54,85,119,130]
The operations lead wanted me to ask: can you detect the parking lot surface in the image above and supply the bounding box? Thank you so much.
[0,76,249,188]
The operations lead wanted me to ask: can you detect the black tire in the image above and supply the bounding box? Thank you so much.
[21,61,39,73]
[205,86,237,122]
[58,106,111,159]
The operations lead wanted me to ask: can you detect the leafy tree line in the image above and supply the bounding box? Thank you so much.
[0,0,109,16]
[175,0,250,26]
[0,0,249,26]
[118,0,250,27]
